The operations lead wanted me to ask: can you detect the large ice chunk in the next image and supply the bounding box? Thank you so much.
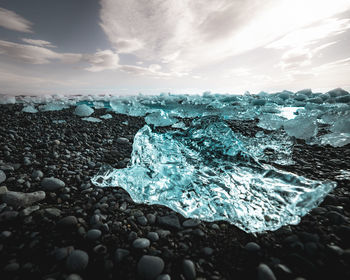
[74,104,94,117]
[92,117,335,233]
[320,132,350,147]
[145,111,177,127]
[283,117,318,140]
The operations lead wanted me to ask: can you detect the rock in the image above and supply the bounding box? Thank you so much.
[44,208,62,218]
[41,177,65,191]
[258,263,276,280]
[201,247,214,256]
[146,213,156,224]
[4,262,20,272]
[137,255,164,280]
[86,229,102,241]
[31,170,44,179]
[0,170,6,184]
[133,238,151,249]
[147,232,159,242]
[245,242,261,252]
[1,191,46,208]
[327,211,347,224]
[53,246,74,261]
[66,250,89,272]
[158,215,181,230]
[0,186,8,195]
[156,229,171,238]
[183,259,196,280]
[57,216,78,228]
[66,274,83,280]
[182,219,200,228]
[137,215,148,226]
[114,248,130,263]
[0,210,19,222]
[1,230,11,238]
[21,205,40,216]
[156,275,171,280]
[116,137,130,145]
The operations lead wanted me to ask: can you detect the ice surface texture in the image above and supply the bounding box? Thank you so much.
[92,116,336,233]
[74,104,94,117]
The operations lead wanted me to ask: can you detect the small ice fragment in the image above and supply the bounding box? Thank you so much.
[145,111,176,127]
[39,103,67,111]
[283,117,318,140]
[75,104,94,117]
[100,114,112,119]
[22,105,38,113]
[258,114,284,130]
[172,122,187,129]
[81,117,101,123]
[330,117,350,133]
[52,120,66,124]
[320,132,350,147]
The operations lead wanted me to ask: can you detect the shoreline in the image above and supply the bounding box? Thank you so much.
[0,104,349,280]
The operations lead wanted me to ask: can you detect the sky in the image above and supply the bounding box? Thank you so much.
[0,0,350,96]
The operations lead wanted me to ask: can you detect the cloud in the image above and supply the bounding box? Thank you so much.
[22,38,56,48]
[99,0,350,73]
[83,49,120,72]
[0,7,33,33]
[0,40,82,64]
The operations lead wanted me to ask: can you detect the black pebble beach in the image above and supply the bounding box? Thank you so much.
[0,104,349,280]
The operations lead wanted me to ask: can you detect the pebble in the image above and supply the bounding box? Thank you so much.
[0,170,6,184]
[146,213,156,224]
[158,215,181,229]
[32,170,44,179]
[245,242,261,252]
[66,250,89,272]
[114,248,130,262]
[133,238,151,249]
[156,274,171,280]
[21,205,40,216]
[1,190,46,208]
[44,208,62,218]
[53,246,74,261]
[4,262,20,272]
[183,259,196,280]
[137,215,148,226]
[0,210,19,222]
[147,232,159,242]
[41,177,65,191]
[327,211,347,224]
[0,186,8,195]
[137,255,164,280]
[66,274,83,280]
[57,216,78,228]
[201,247,214,256]
[86,229,102,241]
[258,263,276,280]
[182,219,201,228]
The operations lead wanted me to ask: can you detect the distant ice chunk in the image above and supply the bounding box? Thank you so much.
[258,114,284,131]
[92,117,335,233]
[22,105,38,113]
[81,117,101,122]
[39,103,68,111]
[0,95,16,104]
[100,114,113,119]
[75,104,94,117]
[330,117,350,133]
[320,132,350,147]
[283,117,318,140]
[145,111,177,127]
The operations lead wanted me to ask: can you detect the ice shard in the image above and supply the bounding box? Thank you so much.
[92,116,336,233]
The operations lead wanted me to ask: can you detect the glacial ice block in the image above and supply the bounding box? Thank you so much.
[22,105,38,113]
[92,117,336,233]
[74,104,94,117]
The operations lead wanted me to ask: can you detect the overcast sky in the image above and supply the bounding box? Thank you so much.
[0,0,350,96]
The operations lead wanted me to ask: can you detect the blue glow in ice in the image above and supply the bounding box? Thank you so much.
[92,116,336,233]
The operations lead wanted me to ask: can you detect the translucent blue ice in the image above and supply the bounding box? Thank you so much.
[22,105,38,113]
[81,117,101,122]
[92,116,336,233]
[74,104,94,117]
